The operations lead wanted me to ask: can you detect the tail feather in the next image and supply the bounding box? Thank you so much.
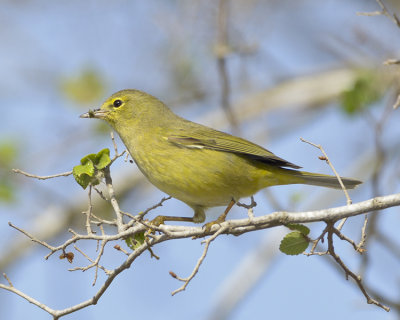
[281,169,362,190]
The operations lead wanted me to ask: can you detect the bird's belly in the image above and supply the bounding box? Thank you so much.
[132,147,267,207]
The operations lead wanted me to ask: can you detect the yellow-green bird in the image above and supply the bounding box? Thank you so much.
[81,89,361,226]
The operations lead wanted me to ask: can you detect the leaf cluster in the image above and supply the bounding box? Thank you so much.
[72,148,111,189]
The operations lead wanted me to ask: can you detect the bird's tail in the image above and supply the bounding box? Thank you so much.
[277,168,362,189]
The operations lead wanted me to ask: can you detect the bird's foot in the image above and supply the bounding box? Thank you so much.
[149,215,167,227]
[202,216,226,234]
[145,215,167,235]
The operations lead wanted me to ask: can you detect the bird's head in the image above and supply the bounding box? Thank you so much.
[80,89,173,128]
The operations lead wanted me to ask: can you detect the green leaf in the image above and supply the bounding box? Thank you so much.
[0,183,14,203]
[73,159,95,189]
[126,232,145,250]
[279,232,309,255]
[94,148,111,169]
[285,223,310,236]
[74,160,95,178]
[73,149,110,189]
[80,153,97,166]
[0,142,17,167]
[61,68,105,105]
[340,70,382,115]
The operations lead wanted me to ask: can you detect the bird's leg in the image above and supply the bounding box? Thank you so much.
[146,215,196,235]
[150,215,195,227]
[202,199,236,233]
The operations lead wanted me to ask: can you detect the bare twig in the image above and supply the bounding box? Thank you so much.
[114,244,130,256]
[304,225,329,256]
[327,224,390,311]
[171,225,228,296]
[110,131,118,156]
[331,228,363,253]
[141,196,172,217]
[237,196,257,219]
[72,245,112,278]
[12,169,72,180]
[358,214,369,250]
[93,186,108,200]
[109,131,127,165]
[125,196,172,228]
[300,137,352,206]
[357,0,400,28]
[3,273,13,287]
[8,222,56,252]
[90,214,117,226]
[300,137,354,231]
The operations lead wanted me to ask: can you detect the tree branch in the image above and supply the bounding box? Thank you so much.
[4,160,400,319]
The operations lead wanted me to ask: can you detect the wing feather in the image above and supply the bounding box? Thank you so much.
[166,128,301,169]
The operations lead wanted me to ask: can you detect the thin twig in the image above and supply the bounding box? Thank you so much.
[171,225,228,296]
[93,186,108,200]
[110,131,118,156]
[72,245,112,278]
[300,137,353,231]
[109,132,126,165]
[327,224,390,311]
[357,0,400,28]
[125,196,172,228]
[114,244,130,256]
[304,225,329,256]
[237,196,257,219]
[331,228,364,253]
[8,222,56,252]
[377,0,400,28]
[12,169,72,180]
[90,214,117,226]
[358,214,369,250]
[300,137,352,205]
[3,273,13,287]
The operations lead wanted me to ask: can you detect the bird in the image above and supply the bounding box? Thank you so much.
[80,89,362,228]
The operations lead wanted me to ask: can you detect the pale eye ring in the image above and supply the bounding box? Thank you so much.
[113,99,123,108]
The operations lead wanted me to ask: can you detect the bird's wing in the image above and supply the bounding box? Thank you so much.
[166,128,301,169]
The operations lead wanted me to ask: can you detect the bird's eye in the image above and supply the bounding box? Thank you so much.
[113,99,123,108]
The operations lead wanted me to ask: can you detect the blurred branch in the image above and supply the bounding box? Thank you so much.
[215,0,238,132]
[357,0,400,109]
[207,227,285,320]
[357,0,400,29]
[200,67,360,133]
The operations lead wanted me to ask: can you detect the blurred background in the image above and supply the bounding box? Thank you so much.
[1,0,400,319]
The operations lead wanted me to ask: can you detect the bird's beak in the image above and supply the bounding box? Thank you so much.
[79,108,108,119]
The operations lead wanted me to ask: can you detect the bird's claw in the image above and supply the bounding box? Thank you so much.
[196,217,226,238]
[145,216,166,235]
